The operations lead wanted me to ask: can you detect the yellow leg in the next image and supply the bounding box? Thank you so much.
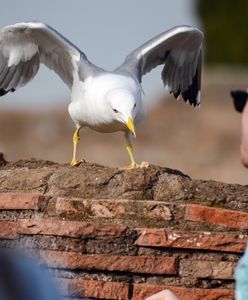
[70,128,80,166]
[123,142,140,169]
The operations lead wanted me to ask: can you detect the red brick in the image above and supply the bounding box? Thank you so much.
[135,228,248,252]
[55,198,171,221]
[133,284,234,300]
[0,221,17,239]
[180,259,235,280]
[53,198,78,215]
[186,204,248,230]
[0,193,44,210]
[39,250,177,275]
[58,278,129,299]
[18,219,126,238]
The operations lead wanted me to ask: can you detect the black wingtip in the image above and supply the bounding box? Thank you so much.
[171,50,201,108]
[0,89,8,96]
[230,90,248,113]
[0,88,16,97]
[173,88,181,99]
[171,87,200,108]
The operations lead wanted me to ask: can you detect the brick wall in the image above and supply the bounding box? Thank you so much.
[0,161,247,299]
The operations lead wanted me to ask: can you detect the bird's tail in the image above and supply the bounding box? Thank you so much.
[230,90,248,113]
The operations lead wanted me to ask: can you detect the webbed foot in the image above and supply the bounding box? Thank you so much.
[121,161,140,170]
[70,159,85,166]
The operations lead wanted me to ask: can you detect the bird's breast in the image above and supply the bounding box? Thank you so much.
[69,73,142,132]
[88,120,126,133]
[68,100,127,133]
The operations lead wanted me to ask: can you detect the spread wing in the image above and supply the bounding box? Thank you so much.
[118,26,204,107]
[0,21,95,97]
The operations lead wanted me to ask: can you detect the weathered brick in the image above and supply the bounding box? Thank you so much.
[133,284,234,300]
[135,228,248,252]
[17,234,85,252]
[58,278,129,299]
[54,198,171,222]
[0,221,17,239]
[18,219,126,238]
[53,197,78,215]
[0,193,44,210]
[186,204,248,230]
[39,250,178,275]
[180,259,235,280]
[86,229,138,255]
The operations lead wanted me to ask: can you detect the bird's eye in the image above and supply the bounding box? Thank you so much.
[133,103,136,109]
[113,108,118,113]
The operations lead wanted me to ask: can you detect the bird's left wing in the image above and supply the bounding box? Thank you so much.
[118,26,204,107]
[0,21,94,97]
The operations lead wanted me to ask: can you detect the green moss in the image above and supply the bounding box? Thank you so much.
[197,0,248,64]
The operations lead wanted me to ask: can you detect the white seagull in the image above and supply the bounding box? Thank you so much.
[0,22,203,168]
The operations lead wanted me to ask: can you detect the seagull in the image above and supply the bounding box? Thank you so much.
[0,22,203,168]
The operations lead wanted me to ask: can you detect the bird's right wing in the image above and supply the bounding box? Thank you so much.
[0,21,95,96]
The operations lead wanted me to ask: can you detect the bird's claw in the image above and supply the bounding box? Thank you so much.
[70,159,85,166]
[121,164,139,170]
[121,161,149,170]
[122,162,140,169]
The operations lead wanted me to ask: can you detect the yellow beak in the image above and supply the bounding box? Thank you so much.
[126,117,136,137]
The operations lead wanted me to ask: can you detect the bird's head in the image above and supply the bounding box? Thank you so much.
[105,89,137,137]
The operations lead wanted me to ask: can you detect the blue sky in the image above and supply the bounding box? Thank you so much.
[0,0,200,109]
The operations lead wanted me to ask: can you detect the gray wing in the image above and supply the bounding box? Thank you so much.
[118,26,204,107]
[0,21,96,97]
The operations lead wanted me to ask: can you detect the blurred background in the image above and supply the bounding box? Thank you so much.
[0,0,248,184]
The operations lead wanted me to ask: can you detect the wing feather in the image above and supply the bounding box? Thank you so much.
[118,26,203,107]
[0,21,96,97]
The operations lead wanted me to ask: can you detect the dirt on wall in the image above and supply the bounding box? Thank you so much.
[0,155,247,299]
[0,156,247,211]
